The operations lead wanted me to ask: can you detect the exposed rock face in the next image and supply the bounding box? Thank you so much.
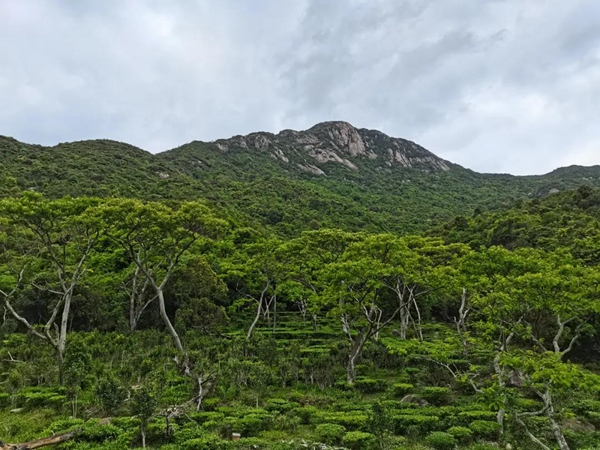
[207,121,452,176]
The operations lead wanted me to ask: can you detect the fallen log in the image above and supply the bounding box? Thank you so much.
[0,429,81,450]
[0,418,112,450]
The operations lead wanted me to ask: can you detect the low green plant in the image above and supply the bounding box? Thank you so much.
[468,420,500,440]
[392,414,439,435]
[420,387,452,406]
[315,423,346,445]
[447,425,472,443]
[354,377,389,394]
[425,431,457,450]
[390,383,414,398]
[342,431,377,450]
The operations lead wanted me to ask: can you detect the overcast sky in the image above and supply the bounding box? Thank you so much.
[1,0,599,175]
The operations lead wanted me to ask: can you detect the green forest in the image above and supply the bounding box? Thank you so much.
[2,183,600,450]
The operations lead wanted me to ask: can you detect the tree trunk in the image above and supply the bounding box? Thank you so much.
[544,390,570,450]
[0,430,80,450]
[493,354,506,437]
[141,429,146,449]
[247,297,262,339]
[347,331,368,384]
[156,290,185,355]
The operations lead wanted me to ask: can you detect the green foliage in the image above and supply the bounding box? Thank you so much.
[420,387,453,406]
[392,414,440,435]
[446,426,473,443]
[390,383,414,397]
[425,431,457,450]
[342,431,377,450]
[315,423,346,445]
[468,420,500,440]
[354,377,389,394]
[94,376,127,415]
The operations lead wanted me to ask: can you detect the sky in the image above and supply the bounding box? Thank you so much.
[1,0,599,175]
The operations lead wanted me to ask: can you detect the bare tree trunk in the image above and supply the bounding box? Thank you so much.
[247,297,263,339]
[493,353,507,436]
[157,289,185,355]
[542,389,570,450]
[347,330,368,384]
[411,291,424,342]
[515,416,551,450]
[0,430,80,450]
[455,288,470,355]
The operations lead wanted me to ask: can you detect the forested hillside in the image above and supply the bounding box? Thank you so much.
[3,122,600,235]
[1,183,600,450]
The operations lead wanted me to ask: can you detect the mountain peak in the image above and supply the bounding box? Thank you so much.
[202,121,452,175]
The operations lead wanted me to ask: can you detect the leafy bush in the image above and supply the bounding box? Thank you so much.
[295,405,318,424]
[420,387,452,406]
[425,431,457,450]
[18,390,66,410]
[266,398,300,412]
[458,410,497,424]
[469,420,500,439]
[447,426,472,443]
[315,423,346,445]
[392,414,440,435]
[573,399,600,414]
[314,411,368,430]
[183,434,230,450]
[342,431,376,450]
[390,383,414,397]
[202,397,220,411]
[94,377,127,415]
[354,377,388,393]
[0,392,10,407]
[466,444,501,450]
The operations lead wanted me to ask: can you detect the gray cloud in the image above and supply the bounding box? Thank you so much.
[0,0,599,174]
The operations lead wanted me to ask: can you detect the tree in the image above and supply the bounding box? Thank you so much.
[279,229,360,332]
[96,199,226,362]
[461,246,600,448]
[131,386,157,448]
[0,193,101,381]
[223,238,283,339]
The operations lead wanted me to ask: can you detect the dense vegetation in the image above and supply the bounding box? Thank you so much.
[2,185,600,450]
[2,126,600,448]
[3,123,600,236]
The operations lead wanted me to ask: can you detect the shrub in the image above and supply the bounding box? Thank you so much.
[95,377,127,415]
[392,414,439,435]
[183,435,230,450]
[354,377,388,393]
[469,420,500,439]
[420,387,452,406]
[342,431,376,450]
[202,397,220,411]
[391,383,414,398]
[314,411,368,430]
[315,423,346,445]
[466,444,501,450]
[295,405,318,424]
[458,410,497,424]
[573,399,600,415]
[272,413,301,431]
[447,426,473,443]
[425,431,457,450]
[266,398,300,412]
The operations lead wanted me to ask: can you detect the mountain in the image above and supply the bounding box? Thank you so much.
[2,121,600,235]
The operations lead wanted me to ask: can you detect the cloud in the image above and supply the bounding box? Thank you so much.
[0,0,599,174]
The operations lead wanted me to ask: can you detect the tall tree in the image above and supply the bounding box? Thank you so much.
[96,199,226,365]
[0,193,101,381]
